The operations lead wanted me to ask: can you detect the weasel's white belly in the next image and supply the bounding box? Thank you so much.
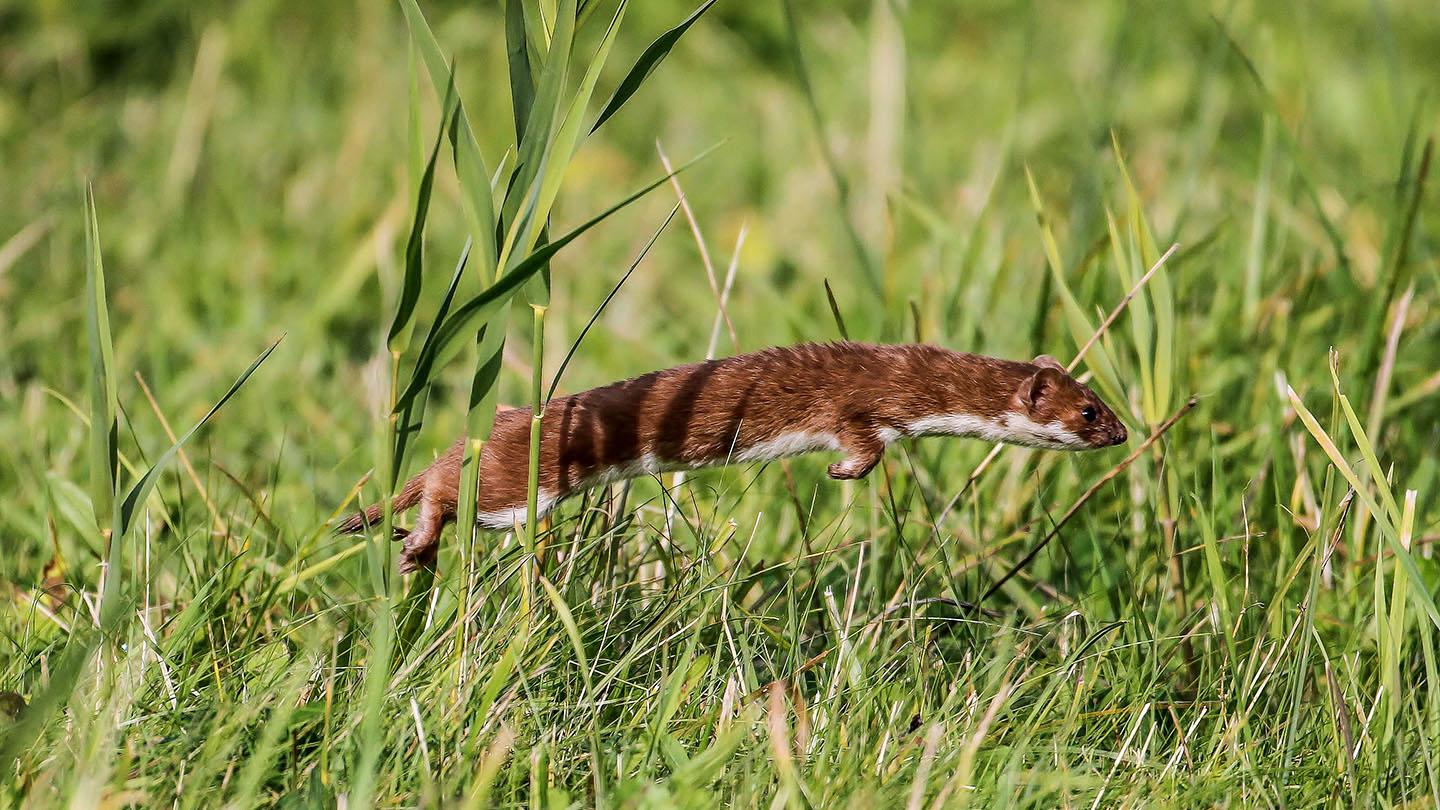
[567,430,843,506]
[904,413,1013,443]
[904,412,1084,450]
[732,430,842,462]
[476,489,561,529]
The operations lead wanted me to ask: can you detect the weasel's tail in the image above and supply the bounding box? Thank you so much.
[334,473,425,535]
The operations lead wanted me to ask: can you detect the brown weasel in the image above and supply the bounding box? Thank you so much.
[336,342,1128,572]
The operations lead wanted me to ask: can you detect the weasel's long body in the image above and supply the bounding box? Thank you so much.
[337,342,1127,571]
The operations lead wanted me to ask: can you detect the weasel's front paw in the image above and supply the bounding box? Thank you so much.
[828,461,865,480]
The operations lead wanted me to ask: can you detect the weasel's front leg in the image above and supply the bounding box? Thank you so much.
[827,429,886,480]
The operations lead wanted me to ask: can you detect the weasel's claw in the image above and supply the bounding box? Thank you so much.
[397,524,442,574]
[397,545,438,575]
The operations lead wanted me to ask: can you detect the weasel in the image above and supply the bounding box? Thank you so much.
[336,342,1128,572]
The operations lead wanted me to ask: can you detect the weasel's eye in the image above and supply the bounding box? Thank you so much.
[1081,406,1098,423]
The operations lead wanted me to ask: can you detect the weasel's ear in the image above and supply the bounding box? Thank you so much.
[1021,367,1065,411]
[1032,354,1065,373]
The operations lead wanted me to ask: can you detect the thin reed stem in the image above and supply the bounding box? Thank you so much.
[525,304,548,609]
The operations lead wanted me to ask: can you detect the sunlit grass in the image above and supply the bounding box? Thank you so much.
[3,0,1439,807]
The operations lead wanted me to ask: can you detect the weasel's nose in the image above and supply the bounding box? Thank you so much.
[1110,425,1128,445]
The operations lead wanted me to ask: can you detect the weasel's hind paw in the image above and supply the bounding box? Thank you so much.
[828,459,875,480]
[397,547,438,575]
[397,529,440,575]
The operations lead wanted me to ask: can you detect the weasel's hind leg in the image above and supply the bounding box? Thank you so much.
[397,490,453,574]
[827,427,886,480]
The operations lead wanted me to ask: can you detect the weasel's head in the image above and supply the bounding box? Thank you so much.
[1005,355,1128,450]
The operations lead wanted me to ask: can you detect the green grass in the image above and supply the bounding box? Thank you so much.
[3,0,1440,806]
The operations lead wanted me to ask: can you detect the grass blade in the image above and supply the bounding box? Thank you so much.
[528,0,626,257]
[538,575,594,699]
[398,0,499,272]
[823,278,851,340]
[1023,166,1126,408]
[524,303,547,579]
[83,184,120,615]
[590,0,718,133]
[507,0,537,143]
[1107,207,1153,418]
[546,203,679,401]
[117,337,282,539]
[387,78,455,354]
[1286,383,1440,632]
[394,152,711,411]
[503,0,574,239]
[1113,134,1175,419]
[393,238,473,482]
[1328,354,1402,527]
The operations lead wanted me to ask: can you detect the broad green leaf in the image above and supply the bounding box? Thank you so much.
[387,80,455,354]
[456,311,510,561]
[83,184,117,534]
[1024,167,1126,409]
[394,153,709,412]
[528,0,626,258]
[453,113,500,275]
[503,0,575,234]
[393,238,472,483]
[520,0,551,70]
[468,309,511,424]
[1107,208,1153,421]
[516,0,625,286]
[507,0,537,141]
[495,150,550,278]
[407,39,424,205]
[397,0,457,103]
[1113,134,1174,418]
[397,0,498,273]
[591,0,719,134]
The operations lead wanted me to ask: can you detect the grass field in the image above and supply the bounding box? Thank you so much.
[3,0,1440,806]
